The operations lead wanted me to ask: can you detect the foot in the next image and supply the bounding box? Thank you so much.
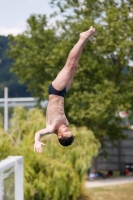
[80,26,95,41]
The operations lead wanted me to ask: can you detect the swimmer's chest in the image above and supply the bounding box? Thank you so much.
[46,101,66,124]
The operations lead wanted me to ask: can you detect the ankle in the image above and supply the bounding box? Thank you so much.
[79,36,88,45]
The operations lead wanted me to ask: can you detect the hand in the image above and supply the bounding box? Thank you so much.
[34,141,45,153]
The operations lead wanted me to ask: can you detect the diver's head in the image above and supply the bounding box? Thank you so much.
[57,125,74,146]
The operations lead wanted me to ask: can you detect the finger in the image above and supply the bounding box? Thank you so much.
[39,148,42,153]
[37,148,40,153]
[41,143,45,146]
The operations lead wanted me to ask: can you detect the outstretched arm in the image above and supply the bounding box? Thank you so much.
[34,128,51,142]
[34,128,52,153]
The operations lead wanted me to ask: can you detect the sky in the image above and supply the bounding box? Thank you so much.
[0,0,133,66]
[0,0,55,36]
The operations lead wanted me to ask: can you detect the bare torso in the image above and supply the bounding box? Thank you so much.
[46,95,69,132]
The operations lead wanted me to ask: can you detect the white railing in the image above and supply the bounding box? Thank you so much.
[0,156,24,200]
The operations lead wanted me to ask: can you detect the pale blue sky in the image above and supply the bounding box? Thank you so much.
[0,0,55,36]
[0,0,133,67]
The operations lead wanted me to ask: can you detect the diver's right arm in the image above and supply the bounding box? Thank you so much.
[34,128,52,153]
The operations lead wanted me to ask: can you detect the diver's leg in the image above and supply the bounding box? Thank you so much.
[52,26,95,91]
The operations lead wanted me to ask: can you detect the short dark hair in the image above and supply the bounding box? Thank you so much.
[58,135,75,147]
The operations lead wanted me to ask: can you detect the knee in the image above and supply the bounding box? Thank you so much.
[73,65,78,72]
[66,61,78,71]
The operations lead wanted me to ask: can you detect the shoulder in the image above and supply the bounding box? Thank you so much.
[47,126,56,134]
[65,117,69,126]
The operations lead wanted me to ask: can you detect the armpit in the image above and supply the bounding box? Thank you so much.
[66,119,69,126]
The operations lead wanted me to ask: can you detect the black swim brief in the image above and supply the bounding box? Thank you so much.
[48,84,66,97]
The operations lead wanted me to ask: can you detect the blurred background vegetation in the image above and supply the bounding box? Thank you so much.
[0,0,133,199]
[0,36,31,97]
[0,107,99,199]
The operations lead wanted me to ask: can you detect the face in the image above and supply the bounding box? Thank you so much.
[57,125,72,139]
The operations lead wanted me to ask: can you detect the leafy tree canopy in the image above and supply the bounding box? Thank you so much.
[7,1,133,145]
[7,15,64,100]
[0,36,31,97]
[0,107,99,200]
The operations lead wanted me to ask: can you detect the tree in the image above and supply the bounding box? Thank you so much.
[50,0,133,170]
[8,1,133,170]
[0,36,31,97]
[0,107,99,200]
[7,15,65,100]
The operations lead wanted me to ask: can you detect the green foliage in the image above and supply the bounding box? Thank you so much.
[0,36,31,97]
[7,15,64,100]
[50,0,133,142]
[0,107,99,200]
[7,1,133,146]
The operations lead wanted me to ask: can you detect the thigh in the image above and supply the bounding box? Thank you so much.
[65,67,77,92]
[52,67,72,91]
